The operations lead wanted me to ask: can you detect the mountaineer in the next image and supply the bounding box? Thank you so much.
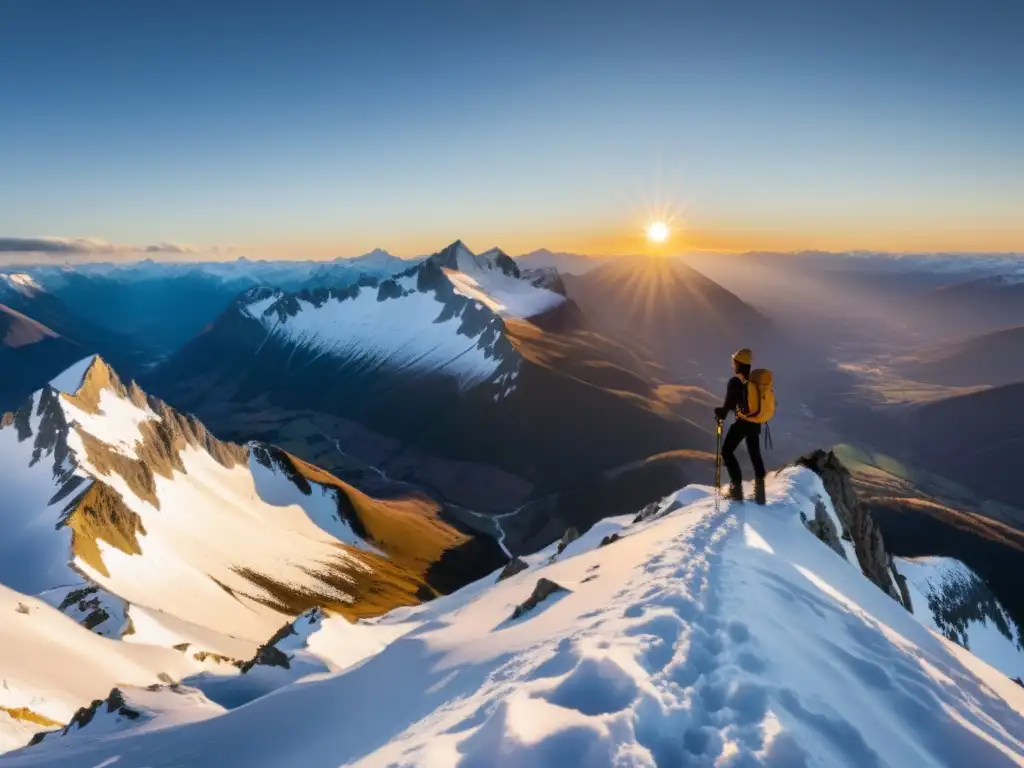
[714,348,775,505]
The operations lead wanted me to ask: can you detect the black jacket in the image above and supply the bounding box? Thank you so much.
[719,376,746,416]
[715,376,759,430]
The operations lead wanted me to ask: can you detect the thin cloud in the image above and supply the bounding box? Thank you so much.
[144,242,198,254]
[0,237,122,254]
[0,236,215,258]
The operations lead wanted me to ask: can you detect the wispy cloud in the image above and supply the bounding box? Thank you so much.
[143,242,198,254]
[0,237,123,254]
[0,237,216,258]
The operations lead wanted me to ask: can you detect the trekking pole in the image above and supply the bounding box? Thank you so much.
[714,419,723,513]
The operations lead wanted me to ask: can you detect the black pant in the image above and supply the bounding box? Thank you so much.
[722,419,765,487]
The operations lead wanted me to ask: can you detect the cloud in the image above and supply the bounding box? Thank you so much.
[0,237,216,258]
[0,237,123,254]
[143,242,198,254]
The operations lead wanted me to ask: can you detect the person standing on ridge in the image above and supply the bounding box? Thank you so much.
[714,348,773,505]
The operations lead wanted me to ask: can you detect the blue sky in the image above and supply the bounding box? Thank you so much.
[1,0,1022,259]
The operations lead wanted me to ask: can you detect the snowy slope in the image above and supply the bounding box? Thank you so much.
[0,583,199,751]
[236,241,560,391]
[28,684,224,750]
[898,556,1022,679]
[8,467,1023,767]
[0,356,476,654]
[443,246,565,318]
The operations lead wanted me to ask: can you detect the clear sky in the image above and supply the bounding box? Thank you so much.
[1,0,1022,260]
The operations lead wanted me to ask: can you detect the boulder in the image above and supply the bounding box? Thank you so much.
[511,578,568,620]
[497,557,529,582]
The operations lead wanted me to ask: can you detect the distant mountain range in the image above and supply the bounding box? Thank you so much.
[514,248,610,275]
[143,241,715,526]
[0,252,418,377]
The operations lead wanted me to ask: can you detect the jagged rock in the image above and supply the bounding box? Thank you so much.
[511,578,568,620]
[555,527,579,556]
[1014,677,1023,689]
[795,450,904,605]
[633,501,662,524]
[65,688,140,734]
[889,557,913,613]
[497,558,529,582]
[801,499,846,559]
[599,534,621,547]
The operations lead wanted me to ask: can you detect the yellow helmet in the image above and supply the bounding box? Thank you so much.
[732,348,753,365]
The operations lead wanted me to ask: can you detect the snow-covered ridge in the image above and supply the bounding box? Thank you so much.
[26,466,1022,767]
[235,241,560,391]
[0,358,471,691]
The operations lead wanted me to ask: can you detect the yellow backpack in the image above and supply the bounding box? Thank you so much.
[740,368,775,424]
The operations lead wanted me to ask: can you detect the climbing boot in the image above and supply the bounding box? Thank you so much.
[726,483,744,502]
[754,477,767,506]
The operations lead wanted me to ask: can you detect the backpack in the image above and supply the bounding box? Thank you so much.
[740,368,775,424]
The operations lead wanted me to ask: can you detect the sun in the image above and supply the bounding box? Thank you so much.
[646,220,670,244]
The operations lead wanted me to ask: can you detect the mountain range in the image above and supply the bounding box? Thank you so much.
[1,246,1023,762]
[142,242,715,529]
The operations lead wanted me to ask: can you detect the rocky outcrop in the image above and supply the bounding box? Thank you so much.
[633,501,663,524]
[497,558,529,582]
[800,499,847,560]
[889,557,913,612]
[796,450,905,606]
[511,578,568,620]
[555,527,579,555]
[67,358,247,510]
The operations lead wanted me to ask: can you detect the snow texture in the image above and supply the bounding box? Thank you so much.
[442,245,564,319]
[241,286,503,387]
[0,582,197,735]
[898,556,1022,680]
[1,359,387,706]
[30,684,225,752]
[6,468,1023,767]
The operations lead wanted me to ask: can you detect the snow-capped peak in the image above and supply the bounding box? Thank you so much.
[48,356,100,395]
[230,240,567,393]
[0,272,42,296]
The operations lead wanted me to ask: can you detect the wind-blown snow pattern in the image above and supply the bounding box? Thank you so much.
[897,556,1023,680]
[7,467,1023,767]
[241,282,504,388]
[236,241,557,391]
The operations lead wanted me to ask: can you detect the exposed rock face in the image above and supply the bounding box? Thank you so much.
[795,450,905,606]
[633,501,663,524]
[497,558,529,582]
[889,558,913,612]
[511,578,568,620]
[599,533,621,548]
[555,527,580,556]
[238,607,327,673]
[800,499,847,560]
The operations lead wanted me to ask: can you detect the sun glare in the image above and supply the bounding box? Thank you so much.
[646,221,670,244]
